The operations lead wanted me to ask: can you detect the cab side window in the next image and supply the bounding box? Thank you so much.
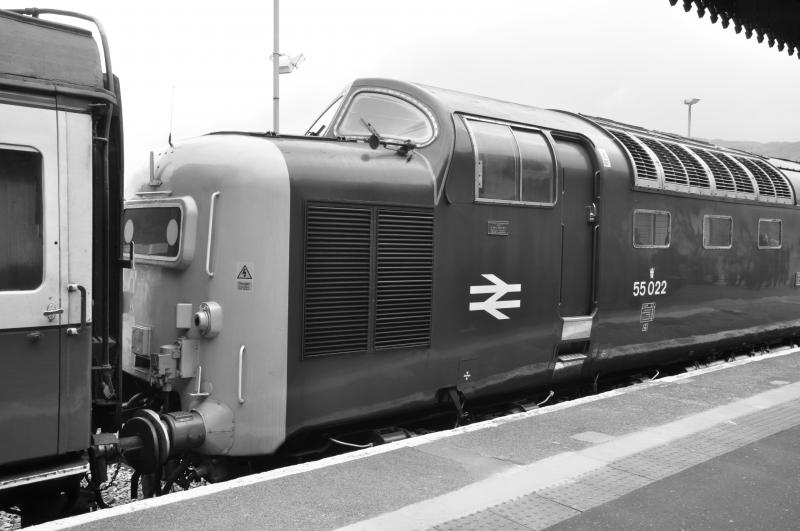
[467,118,555,205]
[0,147,43,291]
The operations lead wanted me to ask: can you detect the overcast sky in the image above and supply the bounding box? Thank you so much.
[7,0,799,187]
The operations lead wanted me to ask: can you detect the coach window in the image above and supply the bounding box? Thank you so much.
[758,219,782,249]
[703,215,733,249]
[633,209,670,248]
[0,147,43,291]
[337,91,434,145]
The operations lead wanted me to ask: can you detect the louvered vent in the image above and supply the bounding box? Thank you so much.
[303,206,371,357]
[751,159,793,200]
[718,154,756,194]
[693,149,736,192]
[736,157,775,197]
[609,130,658,181]
[668,144,710,188]
[637,136,687,186]
[374,210,434,350]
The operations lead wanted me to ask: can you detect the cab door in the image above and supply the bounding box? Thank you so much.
[556,138,597,317]
[0,101,62,463]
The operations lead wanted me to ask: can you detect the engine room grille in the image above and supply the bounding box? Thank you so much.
[736,156,775,197]
[637,136,686,186]
[608,130,658,182]
[375,210,434,350]
[303,206,372,357]
[751,158,793,200]
[668,143,710,188]
[303,205,434,357]
[692,149,736,192]
[718,154,756,194]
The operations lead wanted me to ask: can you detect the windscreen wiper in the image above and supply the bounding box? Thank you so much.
[360,119,416,156]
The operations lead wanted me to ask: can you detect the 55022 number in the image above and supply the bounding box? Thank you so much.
[632,280,667,297]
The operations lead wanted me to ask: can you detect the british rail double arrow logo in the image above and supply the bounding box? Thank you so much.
[469,274,521,320]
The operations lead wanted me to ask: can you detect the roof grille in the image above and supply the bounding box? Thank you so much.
[736,157,776,197]
[637,136,687,186]
[608,130,658,181]
[718,154,756,194]
[374,210,434,350]
[751,159,793,200]
[667,143,710,188]
[692,149,736,192]
[303,206,371,357]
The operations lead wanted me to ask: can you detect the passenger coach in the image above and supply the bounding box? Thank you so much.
[118,78,800,483]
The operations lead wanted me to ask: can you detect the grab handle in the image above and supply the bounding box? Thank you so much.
[238,345,246,404]
[66,284,87,336]
[206,191,221,277]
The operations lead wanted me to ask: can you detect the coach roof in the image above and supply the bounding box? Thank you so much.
[0,9,104,92]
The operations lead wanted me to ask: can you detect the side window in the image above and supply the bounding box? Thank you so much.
[337,92,434,144]
[306,95,343,137]
[0,147,43,291]
[633,209,670,248]
[758,219,782,249]
[471,121,518,201]
[703,215,733,249]
[468,119,555,205]
[517,131,555,203]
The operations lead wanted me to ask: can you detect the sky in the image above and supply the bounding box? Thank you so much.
[6,0,799,190]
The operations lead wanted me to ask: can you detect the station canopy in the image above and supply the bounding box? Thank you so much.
[670,0,800,60]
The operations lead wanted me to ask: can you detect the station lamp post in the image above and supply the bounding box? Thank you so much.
[684,98,700,138]
[271,0,304,134]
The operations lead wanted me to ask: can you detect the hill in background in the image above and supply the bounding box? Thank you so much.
[711,140,800,162]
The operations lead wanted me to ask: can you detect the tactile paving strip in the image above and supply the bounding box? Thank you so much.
[536,466,650,512]
[435,399,800,530]
[491,493,580,530]
[435,508,529,531]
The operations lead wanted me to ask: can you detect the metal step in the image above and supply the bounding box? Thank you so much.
[0,457,88,491]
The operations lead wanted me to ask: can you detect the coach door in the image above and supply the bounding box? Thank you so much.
[0,102,62,463]
[556,138,596,318]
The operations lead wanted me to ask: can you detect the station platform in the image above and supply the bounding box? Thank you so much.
[40,347,800,531]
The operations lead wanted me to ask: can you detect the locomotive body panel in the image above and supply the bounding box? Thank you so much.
[280,138,439,433]
[593,183,800,370]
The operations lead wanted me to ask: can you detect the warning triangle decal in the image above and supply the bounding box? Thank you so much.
[237,265,253,279]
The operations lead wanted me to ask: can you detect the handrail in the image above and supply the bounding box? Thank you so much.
[66,284,87,336]
[238,345,246,404]
[206,191,221,277]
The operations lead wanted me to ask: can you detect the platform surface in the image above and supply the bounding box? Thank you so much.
[39,348,800,531]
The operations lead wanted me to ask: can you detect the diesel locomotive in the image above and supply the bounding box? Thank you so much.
[116,78,800,482]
